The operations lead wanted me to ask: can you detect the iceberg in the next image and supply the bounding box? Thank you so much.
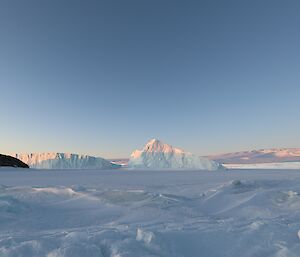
[128,139,223,170]
[13,153,120,169]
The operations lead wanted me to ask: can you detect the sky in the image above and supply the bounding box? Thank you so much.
[1,0,300,158]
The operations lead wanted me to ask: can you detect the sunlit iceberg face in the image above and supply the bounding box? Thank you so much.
[12,152,120,169]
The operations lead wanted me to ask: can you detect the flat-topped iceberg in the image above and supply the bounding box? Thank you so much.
[13,153,120,169]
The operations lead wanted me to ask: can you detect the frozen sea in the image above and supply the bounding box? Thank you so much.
[0,168,300,257]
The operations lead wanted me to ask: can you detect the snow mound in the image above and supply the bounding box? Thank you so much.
[13,153,120,169]
[136,228,154,244]
[128,139,223,170]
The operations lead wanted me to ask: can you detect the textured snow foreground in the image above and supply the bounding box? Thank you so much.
[1,169,300,257]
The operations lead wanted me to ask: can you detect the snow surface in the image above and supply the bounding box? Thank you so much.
[12,153,119,169]
[128,139,223,170]
[224,162,300,169]
[1,168,300,256]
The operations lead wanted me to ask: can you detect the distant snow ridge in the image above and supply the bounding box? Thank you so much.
[13,153,120,169]
[128,139,223,170]
[210,148,300,164]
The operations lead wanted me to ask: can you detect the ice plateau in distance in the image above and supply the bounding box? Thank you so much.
[13,153,120,169]
[128,139,223,170]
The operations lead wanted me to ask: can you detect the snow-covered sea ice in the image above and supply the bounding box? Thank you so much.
[1,168,300,257]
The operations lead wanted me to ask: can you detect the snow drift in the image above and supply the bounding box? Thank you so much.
[128,139,223,170]
[13,153,120,169]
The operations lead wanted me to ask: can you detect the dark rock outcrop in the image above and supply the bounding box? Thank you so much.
[0,154,29,168]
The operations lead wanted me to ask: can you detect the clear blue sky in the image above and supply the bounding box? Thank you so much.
[1,0,300,158]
